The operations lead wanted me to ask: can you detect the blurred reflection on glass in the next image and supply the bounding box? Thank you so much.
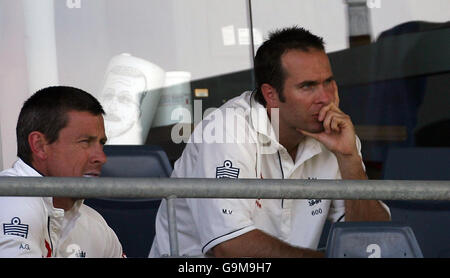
[152,71,192,128]
[99,53,165,144]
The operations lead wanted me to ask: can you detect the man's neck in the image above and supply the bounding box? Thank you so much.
[267,109,304,161]
[279,130,304,162]
[28,160,76,211]
[53,197,77,211]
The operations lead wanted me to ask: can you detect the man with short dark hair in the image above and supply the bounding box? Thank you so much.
[150,26,390,258]
[0,86,124,257]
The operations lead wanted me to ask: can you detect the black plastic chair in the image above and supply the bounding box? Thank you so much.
[84,145,173,258]
[325,222,423,258]
[100,145,173,178]
[382,147,450,258]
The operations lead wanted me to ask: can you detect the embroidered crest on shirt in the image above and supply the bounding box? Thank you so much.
[76,250,87,258]
[216,160,240,179]
[308,199,322,206]
[66,243,87,258]
[3,217,29,238]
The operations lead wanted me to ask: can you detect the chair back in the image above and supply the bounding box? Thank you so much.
[382,147,450,257]
[325,222,423,258]
[101,145,173,178]
[84,145,172,257]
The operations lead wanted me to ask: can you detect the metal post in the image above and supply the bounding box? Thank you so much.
[246,0,256,61]
[166,196,179,257]
[246,0,256,88]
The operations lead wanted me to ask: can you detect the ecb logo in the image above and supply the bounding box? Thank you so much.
[66,0,81,9]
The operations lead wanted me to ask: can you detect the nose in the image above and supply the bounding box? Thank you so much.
[92,145,107,166]
[315,85,333,105]
[107,99,118,112]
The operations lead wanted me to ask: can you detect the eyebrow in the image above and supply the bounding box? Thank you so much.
[298,76,334,88]
[78,135,107,145]
[298,80,318,87]
[325,76,335,82]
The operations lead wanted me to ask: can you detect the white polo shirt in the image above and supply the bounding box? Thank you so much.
[0,159,124,258]
[150,91,384,257]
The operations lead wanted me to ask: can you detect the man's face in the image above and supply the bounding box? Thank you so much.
[44,111,107,177]
[100,73,146,138]
[276,48,338,134]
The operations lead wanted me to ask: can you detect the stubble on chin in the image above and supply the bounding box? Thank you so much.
[300,121,324,134]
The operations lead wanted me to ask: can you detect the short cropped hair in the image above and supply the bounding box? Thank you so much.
[254,26,325,105]
[17,86,105,165]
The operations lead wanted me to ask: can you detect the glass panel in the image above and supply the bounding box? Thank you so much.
[0,0,448,172]
[0,0,256,167]
[250,0,349,53]
[52,0,254,163]
[251,0,450,179]
[0,125,2,169]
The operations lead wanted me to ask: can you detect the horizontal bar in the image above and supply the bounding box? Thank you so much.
[0,177,449,200]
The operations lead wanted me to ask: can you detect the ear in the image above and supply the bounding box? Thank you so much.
[261,83,280,108]
[28,131,49,161]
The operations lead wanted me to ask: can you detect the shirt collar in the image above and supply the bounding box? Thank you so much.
[15,159,84,215]
[249,91,282,150]
[293,136,323,167]
[43,196,84,219]
[15,159,42,177]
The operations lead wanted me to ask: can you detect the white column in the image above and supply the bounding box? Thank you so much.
[346,0,371,37]
[0,124,3,170]
[22,0,59,94]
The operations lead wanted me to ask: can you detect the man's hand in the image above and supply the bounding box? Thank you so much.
[295,88,366,181]
[298,102,358,157]
[297,98,390,222]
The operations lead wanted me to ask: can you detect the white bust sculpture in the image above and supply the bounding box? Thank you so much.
[99,53,165,144]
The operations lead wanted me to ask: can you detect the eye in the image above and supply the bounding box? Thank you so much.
[299,81,318,90]
[118,95,133,104]
[301,84,315,91]
[78,139,91,147]
[323,79,334,87]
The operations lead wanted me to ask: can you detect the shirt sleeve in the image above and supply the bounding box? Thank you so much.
[0,197,47,258]
[81,205,124,258]
[105,225,125,258]
[178,111,260,255]
[327,200,345,222]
